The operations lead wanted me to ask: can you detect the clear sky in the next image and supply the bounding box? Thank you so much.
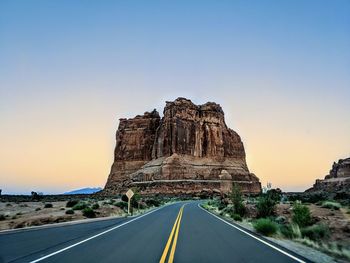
[1,0,349,194]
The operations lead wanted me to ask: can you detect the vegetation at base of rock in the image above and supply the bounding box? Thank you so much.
[66,200,79,208]
[65,209,74,215]
[292,202,312,227]
[301,224,330,241]
[44,203,53,208]
[288,192,327,204]
[253,218,278,236]
[82,208,95,218]
[115,201,128,210]
[103,199,115,205]
[232,214,242,221]
[256,191,277,218]
[274,216,287,225]
[321,201,341,210]
[279,224,298,239]
[199,191,350,262]
[72,202,88,210]
[92,203,100,209]
[35,207,41,211]
[0,214,5,221]
[145,199,161,207]
[121,195,128,202]
[230,183,246,217]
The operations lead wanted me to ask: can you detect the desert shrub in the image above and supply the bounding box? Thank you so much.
[0,214,5,221]
[31,191,42,201]
[92,203,100,209]
[115,201,128,210]
[288,192,328,203]
[256,196,276,218]
[221,205,234,215]
[6,203,12,207]
[230,183,246,217]
[66,200,79,208]
[301,224,329,241]
[131,189,141,208]
[334,191,350,202]
[145,199,161,207]
[280,224,294,239]
[232,214,242,221]
[207,199,220,207]
[65,209,74,215]
[275,216,287,225]
[131,198,139,208]
[72,202,88,210]
[199,192,209,199]
[292,202,312,227]
[44,203,53,208]
[121,195,128,202]
[82,208,95,218]
[253,218,278,236]
[279,223,301,239]
[321,201,341,210]
[266,188,282,202]
[138,202,147,209]
[217,201,226,211]
[35,207,41,211]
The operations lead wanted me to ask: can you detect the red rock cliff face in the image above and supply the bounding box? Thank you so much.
[104,98,261,195]
[306,157,350,193]
[152,98,245,159]
[105,110,160,189]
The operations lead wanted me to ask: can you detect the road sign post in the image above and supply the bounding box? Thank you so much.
[126,189,134,215]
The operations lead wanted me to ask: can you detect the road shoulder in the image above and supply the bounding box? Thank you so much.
[199,203,337,263]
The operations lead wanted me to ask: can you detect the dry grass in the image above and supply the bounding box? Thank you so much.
[296,238,350,261]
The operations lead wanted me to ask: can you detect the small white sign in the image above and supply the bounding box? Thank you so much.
[126,189,134,200]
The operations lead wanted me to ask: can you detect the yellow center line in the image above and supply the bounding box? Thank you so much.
[168,206,183,263]
[159,206,184,263]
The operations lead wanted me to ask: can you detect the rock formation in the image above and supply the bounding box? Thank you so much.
[104,98,261,196]
[307,157,350,193]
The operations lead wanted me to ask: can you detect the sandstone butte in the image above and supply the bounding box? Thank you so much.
[307,157,350,193]
[104,97,261,196]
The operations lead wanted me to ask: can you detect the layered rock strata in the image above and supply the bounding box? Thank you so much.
[307,157,350,193]
[104,98,261,195]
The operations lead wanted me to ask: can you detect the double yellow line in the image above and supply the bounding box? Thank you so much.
[159,205,184,263]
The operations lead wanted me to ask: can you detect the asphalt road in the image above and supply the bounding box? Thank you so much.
[0,202,309,263]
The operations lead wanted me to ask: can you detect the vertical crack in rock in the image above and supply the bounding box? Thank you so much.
[104,98,261,195]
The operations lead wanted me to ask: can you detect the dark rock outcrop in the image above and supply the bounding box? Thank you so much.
[104,98,261,195]
[307,157,350,193]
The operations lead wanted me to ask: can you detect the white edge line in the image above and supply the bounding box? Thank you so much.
[198,203,306,263]
[29,205,166,263]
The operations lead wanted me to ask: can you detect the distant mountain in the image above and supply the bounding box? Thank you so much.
[64,187,102,195]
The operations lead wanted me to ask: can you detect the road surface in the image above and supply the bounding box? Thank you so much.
[0,202,309,263]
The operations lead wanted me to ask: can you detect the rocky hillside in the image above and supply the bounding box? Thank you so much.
[307,157,350,193]
[104,98,261,196]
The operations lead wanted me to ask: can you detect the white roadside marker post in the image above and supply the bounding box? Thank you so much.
[126,189,134,216]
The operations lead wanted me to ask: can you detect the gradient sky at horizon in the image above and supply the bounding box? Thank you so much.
[1,0,349,194]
